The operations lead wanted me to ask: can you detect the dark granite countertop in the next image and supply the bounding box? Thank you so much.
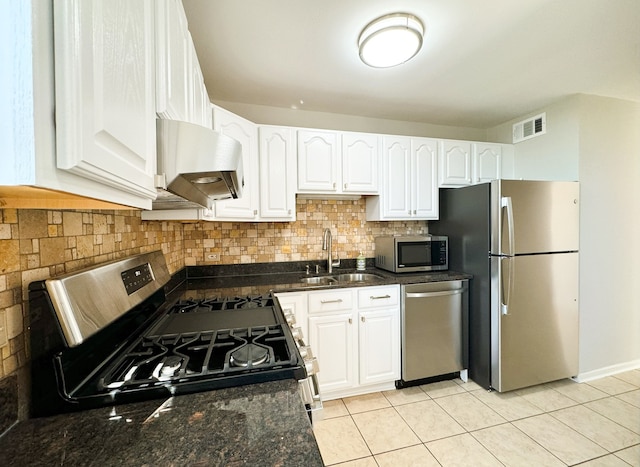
[179,260,472,298]
[0,380,322,467]
[0,261,470,466]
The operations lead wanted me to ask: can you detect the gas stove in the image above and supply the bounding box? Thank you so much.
[28,252,317,418]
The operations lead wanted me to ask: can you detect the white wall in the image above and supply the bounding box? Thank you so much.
[487,96,580,181]
[576,95,640,377]
[213,100,488,141]
[489,94,640,379]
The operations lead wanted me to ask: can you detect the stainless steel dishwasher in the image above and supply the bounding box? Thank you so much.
[398,280,468,386]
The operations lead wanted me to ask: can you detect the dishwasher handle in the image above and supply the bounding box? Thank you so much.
[405,289,464,299]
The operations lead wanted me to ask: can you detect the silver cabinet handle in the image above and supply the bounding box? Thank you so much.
[405,289,463,298]
[320,298,343,304]
[348,318,352,324]
[253,209,258,215]
[370,295,391,300]
[344,183,347,190]
[361,316,365,322]
[288,209,292,215]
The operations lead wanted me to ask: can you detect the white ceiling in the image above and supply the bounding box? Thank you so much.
[182,0,640,129]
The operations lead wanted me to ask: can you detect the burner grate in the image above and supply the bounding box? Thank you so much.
[97,324,293,392]
[170,295,275,313]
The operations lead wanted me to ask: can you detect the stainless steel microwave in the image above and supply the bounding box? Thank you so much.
[374,236,448,273]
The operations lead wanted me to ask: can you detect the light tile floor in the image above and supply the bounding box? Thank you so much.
[312,370,640,466]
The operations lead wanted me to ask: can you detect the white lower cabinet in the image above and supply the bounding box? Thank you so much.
[357,286,401,387]
[305,285,400,400]
[309,312,357,393]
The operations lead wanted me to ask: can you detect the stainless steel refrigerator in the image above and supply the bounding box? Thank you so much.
[430,180,579,392]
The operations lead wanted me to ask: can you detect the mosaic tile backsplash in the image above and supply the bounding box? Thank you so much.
[0,197,427,385]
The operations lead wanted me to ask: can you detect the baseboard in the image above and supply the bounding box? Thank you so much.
[573,359,640,383]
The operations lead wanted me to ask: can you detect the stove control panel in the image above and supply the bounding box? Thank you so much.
[121,263,154,295]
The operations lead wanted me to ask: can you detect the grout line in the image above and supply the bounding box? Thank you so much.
[317,378,640,466]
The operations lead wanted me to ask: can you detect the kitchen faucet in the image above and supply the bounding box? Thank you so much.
[322,228,340,273]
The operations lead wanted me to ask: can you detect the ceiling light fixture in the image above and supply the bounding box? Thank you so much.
[358,13,424,68]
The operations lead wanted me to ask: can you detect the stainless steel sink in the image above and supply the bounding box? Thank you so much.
[300,272,385,286]
[299,276,336,285]
[333,273,384,283]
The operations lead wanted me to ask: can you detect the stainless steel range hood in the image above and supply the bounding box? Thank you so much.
[152,119,243,210]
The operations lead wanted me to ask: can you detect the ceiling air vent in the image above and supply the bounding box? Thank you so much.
[512,113,546,143]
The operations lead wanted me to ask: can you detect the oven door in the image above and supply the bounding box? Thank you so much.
[297,341,323,424]
[299,373,323,424]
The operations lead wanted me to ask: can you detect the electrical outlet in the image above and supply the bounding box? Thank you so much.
[207,253,219,261]
[0,310,7,348]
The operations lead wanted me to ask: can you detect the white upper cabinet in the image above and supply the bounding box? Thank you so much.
[187,33,212,128]
[212,106,259,220]
[259,126,297,221]
[473,142,502,184]
[341,132,379,193]
[439,140,504,187]
[439,140,472,186]
[297,129,379,195]
[155,0,189,121]
[297,130,339,192]
[413,138,439,218]
[377,136,412,218]
[366,136,438,220]
[53,0,157,204]
[155,0,210,128]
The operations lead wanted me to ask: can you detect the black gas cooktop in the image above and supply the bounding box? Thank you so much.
[29,258,307,418]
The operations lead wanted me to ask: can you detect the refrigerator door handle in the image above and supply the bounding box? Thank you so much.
[500,256,514,315]
[501,196,515,256]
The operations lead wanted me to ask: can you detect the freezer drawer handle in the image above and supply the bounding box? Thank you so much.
[320,299,343,304]
[405,289,463,299]
[370,294,391,300]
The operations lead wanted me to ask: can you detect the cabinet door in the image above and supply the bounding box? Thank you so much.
[359,308,400,386]
[342,132,379,193]
[440,140,472,186]
[213,107,259,219]
[473,143,502,183]
[381,136,412,218]
[413,138,439,219]
[309,313,356,393]
[155,0,189,121]
[297,130,339,192]
[259,126,296,220]
[187,34,211,128]
[54,0,156,202]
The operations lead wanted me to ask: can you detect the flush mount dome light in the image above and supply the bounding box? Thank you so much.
[358,13,424,68]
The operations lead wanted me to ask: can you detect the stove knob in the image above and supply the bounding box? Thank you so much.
[285,313,296,326]
[291,327,304,341]
[298,345,314,359]
[304,357,319,375]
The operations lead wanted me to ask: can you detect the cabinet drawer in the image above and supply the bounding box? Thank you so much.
[308,289,353,314]
[357,285,399,309]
